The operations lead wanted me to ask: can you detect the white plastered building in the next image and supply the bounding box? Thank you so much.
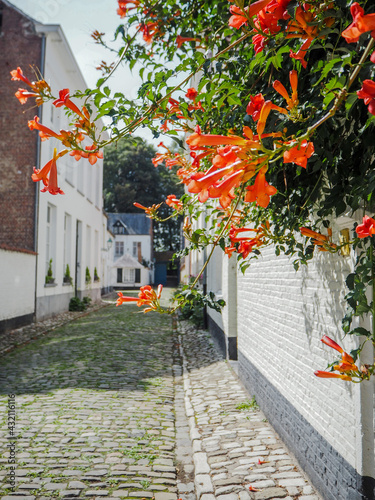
[34,23,110,319]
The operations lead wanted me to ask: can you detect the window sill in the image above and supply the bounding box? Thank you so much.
[44,283,57,288]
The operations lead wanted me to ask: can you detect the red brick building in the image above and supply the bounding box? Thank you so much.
[0,0,43,253]
[0,1,108,333]
[0,0,43,332]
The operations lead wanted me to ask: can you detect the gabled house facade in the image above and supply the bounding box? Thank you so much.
[107,213,153,288]
[0,0,110,330]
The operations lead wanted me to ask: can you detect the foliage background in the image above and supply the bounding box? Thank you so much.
[103,136,184,251]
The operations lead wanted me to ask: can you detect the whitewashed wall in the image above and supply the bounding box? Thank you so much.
[203,215,374,498]
[112,234,152,264]
[238,243,357,450]
[236,227,374,499]
[110,265,149,288]
[206,247,238,358]
[0,249,36,323]
[35,25,105,319]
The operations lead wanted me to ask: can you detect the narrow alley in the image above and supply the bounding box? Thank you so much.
[0,297,320,500]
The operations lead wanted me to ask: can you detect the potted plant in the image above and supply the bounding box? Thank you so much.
[85,266,91,284]
[45,258,55,285]
[63,264,72,285]
[94,267,100,282]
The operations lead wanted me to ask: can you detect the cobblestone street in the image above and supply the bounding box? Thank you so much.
[0,296,321,500]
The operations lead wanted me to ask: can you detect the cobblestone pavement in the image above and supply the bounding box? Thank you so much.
[0,301,187,500]
[179,322,322,500]
[0,303,107,357]
[0,296,320,500]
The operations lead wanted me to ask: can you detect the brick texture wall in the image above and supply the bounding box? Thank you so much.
[236,240,374,499]
[0,1,42,251]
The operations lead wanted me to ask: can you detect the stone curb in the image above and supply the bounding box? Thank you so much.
[178,332,214,500]
[177,321,324,500]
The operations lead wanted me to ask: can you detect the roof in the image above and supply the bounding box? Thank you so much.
[113,253,144,269]
[2,1,88,89]
[107,213,152,235]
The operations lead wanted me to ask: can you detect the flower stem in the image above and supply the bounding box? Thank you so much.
[99,32,251,146]
[307,38,375,136]
[371,237,375,344]
[190,185,245,289]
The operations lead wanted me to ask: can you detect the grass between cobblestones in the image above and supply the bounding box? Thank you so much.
[0,303,180,500]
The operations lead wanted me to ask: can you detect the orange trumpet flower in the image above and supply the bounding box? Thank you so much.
[256,101,273,136]
[290,38,313,68]
[314,335,362,382]
[273,70,299,110]
[10,67,32,86]
[244,167,277,208]
[321,335,355,364]
[28,116,64,142]
[356,215,375,238]
[15,89,41,105]
[187,131,248,148]
[283,140,314,169]
[116,285,163,311]
[53,88,89,122]
[33,148,66,195]
[229,0,273,29]
[342,3,375,44]
[314,371,352,381]
[299,227,337,252]
[166,194,183,210]
[176,35,199,48]
[185,87,198,100]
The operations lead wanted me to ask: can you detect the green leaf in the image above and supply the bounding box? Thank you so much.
[345,273,355,290]
[350,327,371,337]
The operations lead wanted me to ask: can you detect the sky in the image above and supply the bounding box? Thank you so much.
[8,0,178,146]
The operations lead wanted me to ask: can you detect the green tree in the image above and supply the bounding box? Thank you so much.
[103,136,183,251]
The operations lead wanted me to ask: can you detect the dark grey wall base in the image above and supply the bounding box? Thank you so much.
[207,316,238,360]
[0,313,34,335]
[208,316,227,358]
[228,336,238,360]
[238,350,375,500]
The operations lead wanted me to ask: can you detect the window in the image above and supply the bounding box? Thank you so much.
[135,268,141,283]
[115,241,124,258]
[113,221,126,234]
[94,230,99,273]
[63,213,72,274]
[77,159,84,194]
[86,225,91,273]
[117,268,122,283]
[65,157,75,186]
[46,204,56,277]
[123,268,135,282]
[86,162,92,202]
[95,165,101,208]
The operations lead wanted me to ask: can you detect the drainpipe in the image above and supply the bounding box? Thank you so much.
[202,246,208,329]
[202,210,208,329]
[354,338,375,498]
[33,32,46,321]
[75,220,79,298]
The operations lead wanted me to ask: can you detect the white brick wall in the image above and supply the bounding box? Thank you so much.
[0,249,36,321]
[237,241,359,468]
